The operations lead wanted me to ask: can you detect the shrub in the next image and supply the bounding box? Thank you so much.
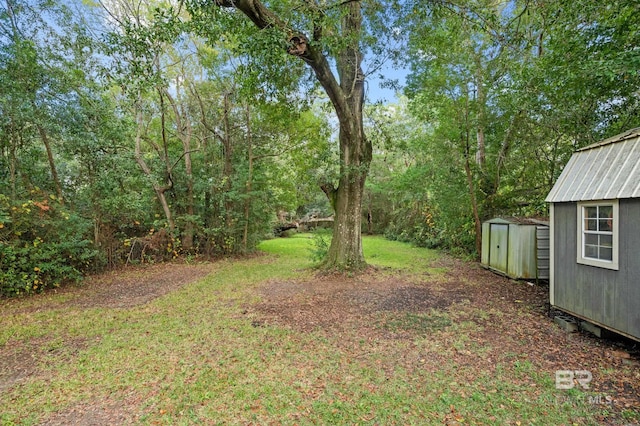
[384,202,442,248]
[308,230,331,263]
[0,194,101,296]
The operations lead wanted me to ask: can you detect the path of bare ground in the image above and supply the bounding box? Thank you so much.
[3,262,217,313]
[1,257,639,425]
[252,257,640,424]
[0,262,216,425]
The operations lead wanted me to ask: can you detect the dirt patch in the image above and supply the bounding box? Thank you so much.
[251,257,640,420]
[252,267,467,333]
[40,395,142,426]
[66,262,217,309]
[0,336,89,394]
[0,339,39,393]
[377,285,466,311]
[0,262,216,393]
[1,262,217,314]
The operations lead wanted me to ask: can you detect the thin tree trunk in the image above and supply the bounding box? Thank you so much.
[464,149,482,257]
[242,103,253,252]
[476,127,486,168]
[495,111,520,191]
[36,124,63,203]
[463,92,482,257]
[474,58,486,169]
[8,132,17,202]
[134,104,175,232]
[222,91,234,245]
[165,87,195,251]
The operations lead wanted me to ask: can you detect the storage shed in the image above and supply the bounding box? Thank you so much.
[545,127,640,342]
[481,217,549,280]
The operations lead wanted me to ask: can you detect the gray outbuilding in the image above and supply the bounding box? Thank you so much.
[545,128,640,341]
[481,217,549,280]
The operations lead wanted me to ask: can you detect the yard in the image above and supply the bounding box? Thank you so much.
[1,235,638,425]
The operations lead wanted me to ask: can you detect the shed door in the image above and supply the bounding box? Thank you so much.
[489,224,509,272]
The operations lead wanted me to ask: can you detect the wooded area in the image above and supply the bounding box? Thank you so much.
[1,0,638,294]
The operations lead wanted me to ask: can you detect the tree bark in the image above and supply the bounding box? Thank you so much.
[208,0,371,269]
[221,91,234,243]
[242,103,253,252]
[36,124,64,203]
[474,58,486,169]
[463,92,482,257]
[331,2,371,269]
[8,128,18,202]
[464,146,482,257]
[164,87,195,251]
[327,159,367,268]
[134,103,175,232]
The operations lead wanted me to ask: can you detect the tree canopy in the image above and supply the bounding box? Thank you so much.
[1,0,638,293]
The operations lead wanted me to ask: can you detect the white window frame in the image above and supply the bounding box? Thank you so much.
[576,200,619,270]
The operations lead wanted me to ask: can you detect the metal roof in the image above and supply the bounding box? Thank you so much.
[485,217,549,226]
[546,128,640,202]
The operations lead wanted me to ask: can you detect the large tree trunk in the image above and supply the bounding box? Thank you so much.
[322,2,370,269]
[326,162,367,268]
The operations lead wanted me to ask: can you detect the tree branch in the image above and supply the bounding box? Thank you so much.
[325,0,360,11]
[320,181,337,210]
[210,0,353,124]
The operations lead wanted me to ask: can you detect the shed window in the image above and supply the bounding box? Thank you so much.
[577,201,619,270]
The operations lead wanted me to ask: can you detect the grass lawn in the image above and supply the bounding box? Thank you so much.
[1,234,638,425]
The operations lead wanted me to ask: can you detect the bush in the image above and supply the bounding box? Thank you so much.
[308,230,331,263]
[384,202,442,248]
[0,194,101,296]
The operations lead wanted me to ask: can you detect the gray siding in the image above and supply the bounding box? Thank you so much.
[553,200,640,340]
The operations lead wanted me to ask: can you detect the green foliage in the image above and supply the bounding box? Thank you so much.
[308,230,331,264]
[527,0,640,142]
[388,0,640,257]
[364,100,478,254]
[385,199,441,248]
[0,194,101,296]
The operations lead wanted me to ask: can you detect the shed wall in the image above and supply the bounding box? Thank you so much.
[481,222,490,265]
[507,225,537,279]
[481,219,548,279]
[553,200,640,340]
[536,226,550,279]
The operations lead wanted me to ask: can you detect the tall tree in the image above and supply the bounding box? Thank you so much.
[399,0,640,256]
[405,0,511,254]
[190,0,386,269]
